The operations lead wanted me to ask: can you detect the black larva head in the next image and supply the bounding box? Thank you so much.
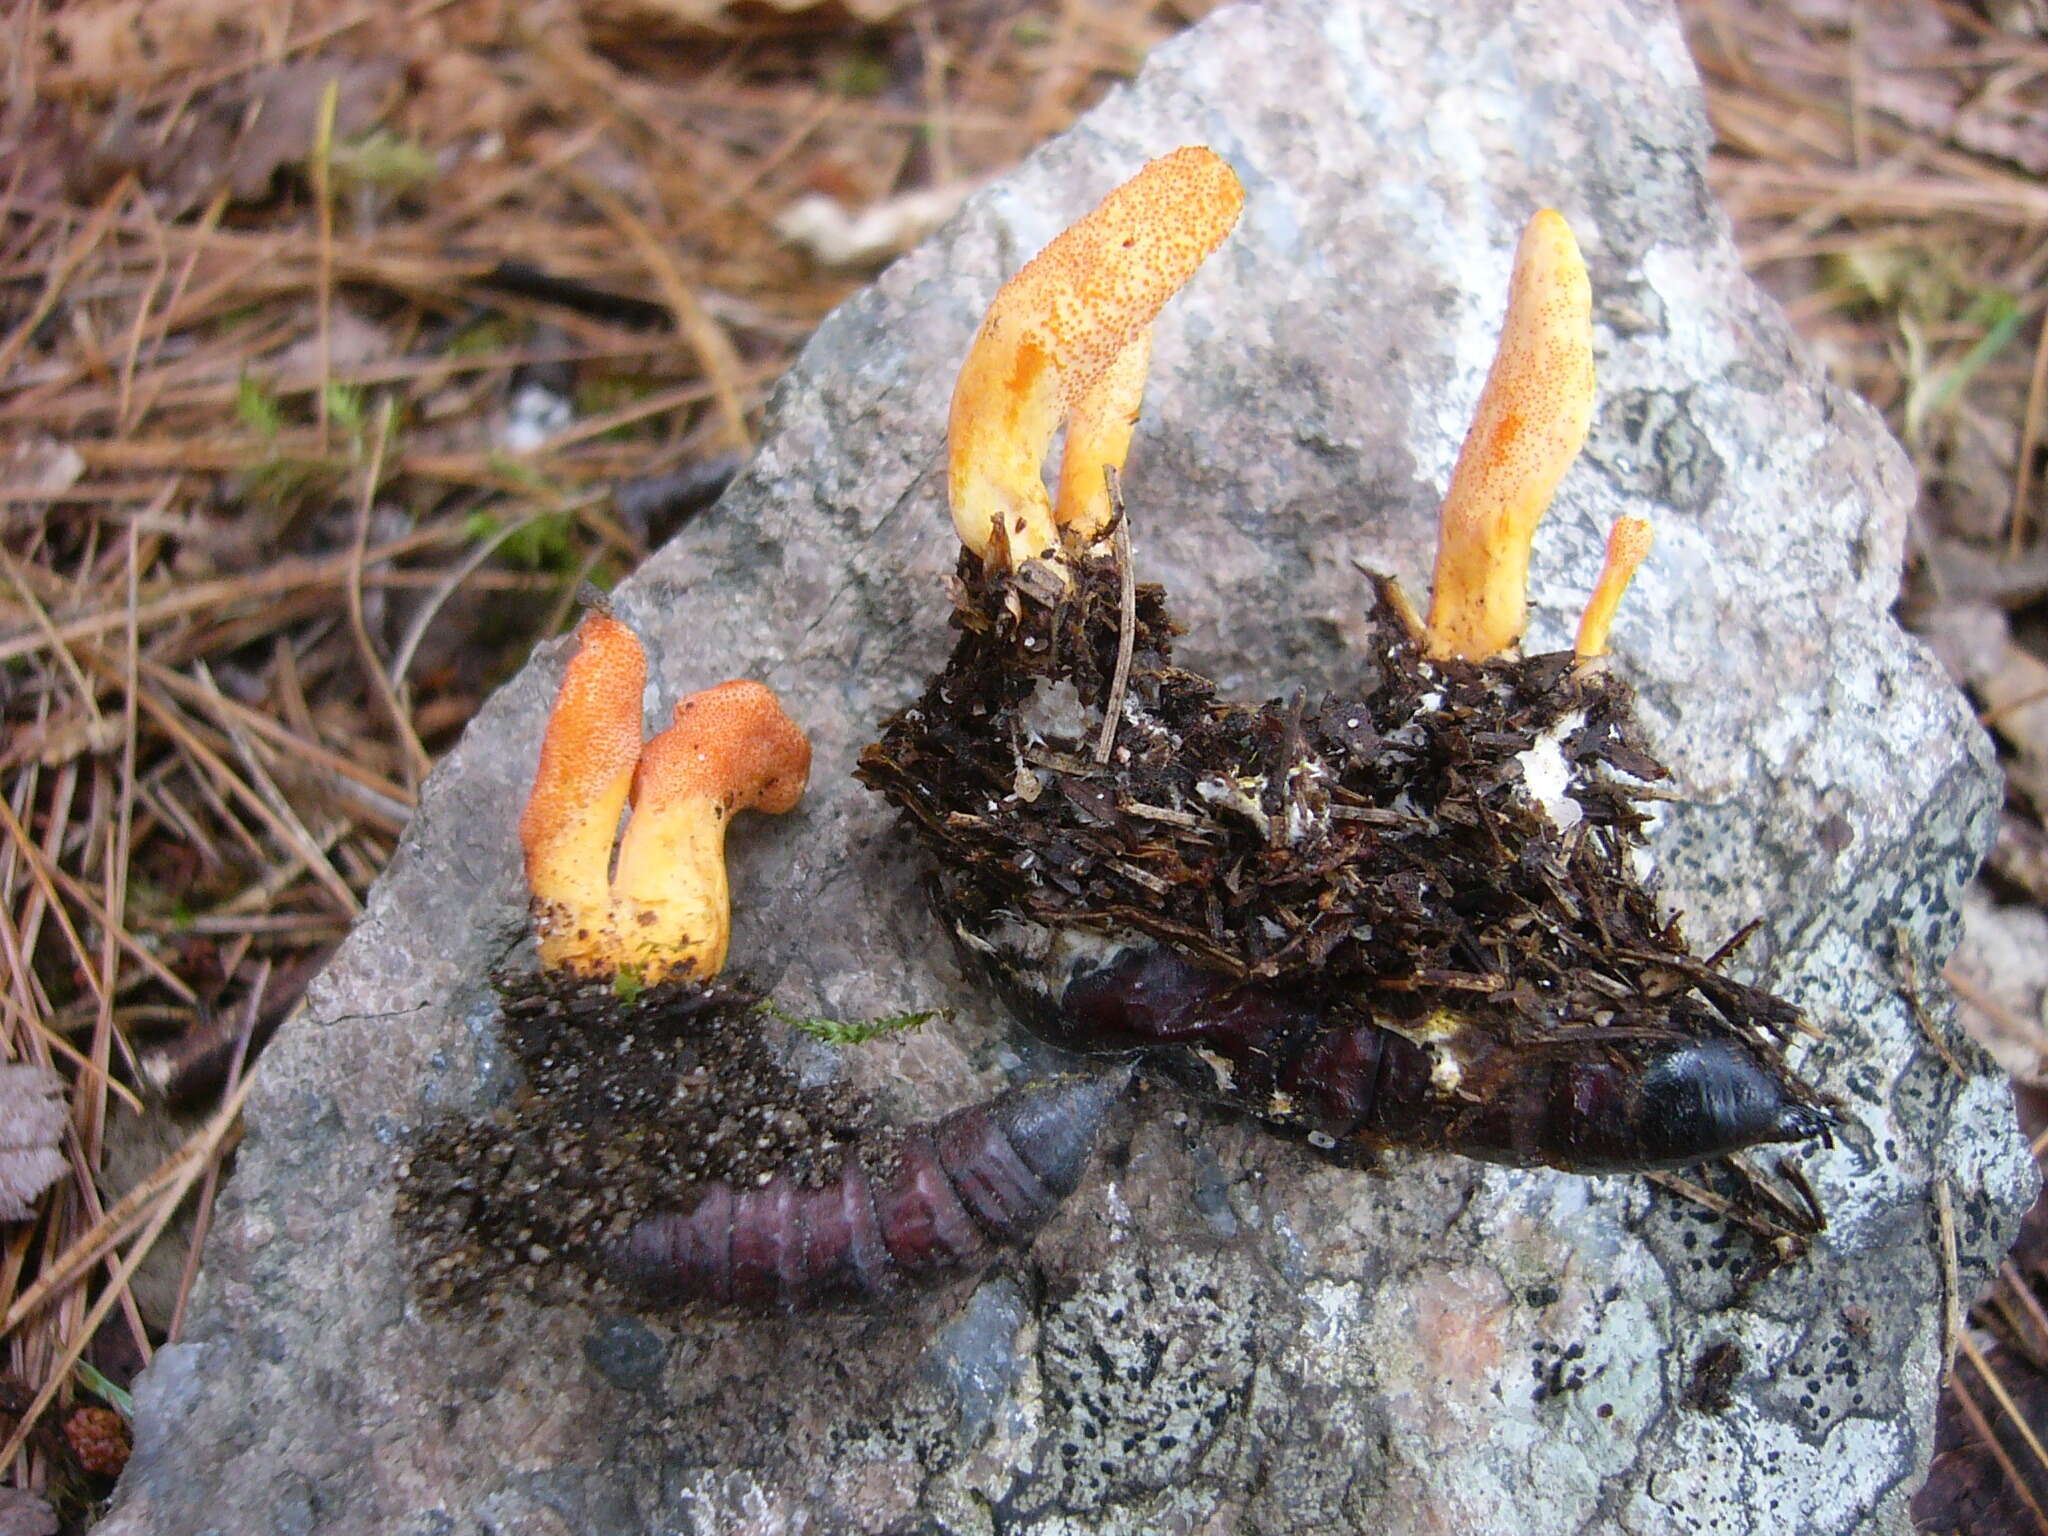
[985,1070,1128,1197]
[1633,1040,1829,1167]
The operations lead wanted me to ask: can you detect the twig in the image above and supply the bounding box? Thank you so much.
[1895,924,1967,1079]
[1946,961,2045,1064]
[0,524,462,665]
[0,1070,252,1470]
[563,166,752,453]
[345,398,430,785]
[115,200,171,433]
[388,496,600,696]
[1935,1174,1961,1385]
[131,679,360,913]
[168,960,267,1341]
[0,791,109,1014]
[1950,1361,2048,1536]
[0,176,130,381]
[1965,1324,2048,1485]
[3,797,195,1004]
[312,76,340,448]
[2014,304,2048,555]
[1095,468,1135,765]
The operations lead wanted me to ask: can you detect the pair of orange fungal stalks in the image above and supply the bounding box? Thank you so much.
[1420,210,1653,662]
[947,145,1245,566]
[945,152,1655,660]
[518,611,810,982]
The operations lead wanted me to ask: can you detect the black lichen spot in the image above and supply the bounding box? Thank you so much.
[1592,386,1725,514]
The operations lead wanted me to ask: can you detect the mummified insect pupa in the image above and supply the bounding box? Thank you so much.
[606,1072,1120,1310]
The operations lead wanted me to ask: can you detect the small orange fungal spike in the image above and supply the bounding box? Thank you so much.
[1574,516,1654,660]
[519,612,647,976]
[1424,209,1597,661]
[611,681,812,981]
[949,146,1244,566]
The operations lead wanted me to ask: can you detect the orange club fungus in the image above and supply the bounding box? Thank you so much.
[516,612,809,982]
[948,145,1244,566]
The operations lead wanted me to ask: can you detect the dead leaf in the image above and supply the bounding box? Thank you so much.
[0,1063,68,1223]
[44,0,266,87]
[1913,1337,2048,1535]
[79,58,401,214]
[1953,885,2048,1078]
[1920,534,2048,609]
[1990,813,2048,906]
[1920,599,2048,757]
[35,712,129,769]
[222,61,402,204]
[4,437,85,498]
[268,305,394,382]
[1980,637,2048,762]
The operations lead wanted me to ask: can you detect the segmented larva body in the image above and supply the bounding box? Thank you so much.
[607,1074,1118,1311]
[1004,939,1828,1173]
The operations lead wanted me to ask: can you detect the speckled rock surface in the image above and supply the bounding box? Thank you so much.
[101,2,2033,1532]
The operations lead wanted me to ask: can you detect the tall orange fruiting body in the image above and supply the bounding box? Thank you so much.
[1424,209,1597,661]
[948,145,1244,566]
[612,682,812,981]
[519,612,646,975]
[1052,330,1154,546]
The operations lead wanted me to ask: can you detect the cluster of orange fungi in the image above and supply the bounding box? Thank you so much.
[517,611,809,981]
[518,147,1656,976]
[945,146,1652,663]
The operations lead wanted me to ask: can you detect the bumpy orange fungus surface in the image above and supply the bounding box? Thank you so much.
[519,612,646,976]
[612,681,812,981]
[1574,516,1654,659]
[1053,329,1153,544]
[1424,209,1597,661]
[949,145,1244,565]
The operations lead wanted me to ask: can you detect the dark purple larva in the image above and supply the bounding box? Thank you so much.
[858,547,1836,1192]
[1014,940,1830,1174]
[605,1073,1120,1311]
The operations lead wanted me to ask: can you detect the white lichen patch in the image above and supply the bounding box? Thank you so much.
[1515,710,1585,833]
[1299,1278,1365,1368]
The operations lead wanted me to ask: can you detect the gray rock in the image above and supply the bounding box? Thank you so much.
[101,1,2034,1532]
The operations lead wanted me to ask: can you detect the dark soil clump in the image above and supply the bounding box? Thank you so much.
[395,972,874,1310]
[859,546,1807,1061]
